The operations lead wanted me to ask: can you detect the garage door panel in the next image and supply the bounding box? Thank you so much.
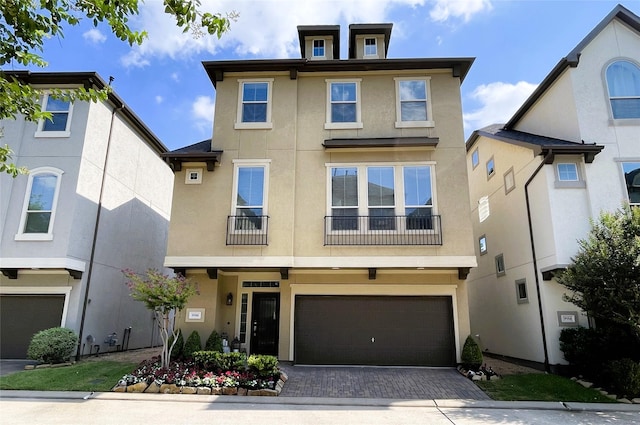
[295,295,455,366]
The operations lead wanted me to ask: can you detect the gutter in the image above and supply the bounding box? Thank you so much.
[524,150,554,373]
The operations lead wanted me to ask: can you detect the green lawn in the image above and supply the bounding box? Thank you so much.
[475,373,617,403]
[0,361,136,392]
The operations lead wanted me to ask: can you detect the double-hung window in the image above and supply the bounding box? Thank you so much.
[622,162,640,206]
[328,163,435,232]
[35,94,73,137]
[325,79,362,129]
[232,160,269,231]
[606,60,640,119]
[394,77,433,128]
[16,167,63,241]
[313,39,325,58]
[364,38,377,57]
[235,79,273,129]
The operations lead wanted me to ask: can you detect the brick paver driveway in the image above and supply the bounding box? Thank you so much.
[278,365,490,399]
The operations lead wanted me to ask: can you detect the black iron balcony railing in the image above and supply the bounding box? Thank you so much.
[226,215,269,245]
[324,215,442,246]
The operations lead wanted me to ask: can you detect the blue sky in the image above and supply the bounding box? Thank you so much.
[18,0,640,151]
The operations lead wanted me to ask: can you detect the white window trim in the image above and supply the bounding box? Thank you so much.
[312,39,326,59]
[605,59,640,121]
[394,77,434,128]
[230,159,271,233]
[325,161,437,234]
[235,79,274,130]
[554,161,586,188]
[184,168,203,185]
[364,37,378,58]
[325,79,363,130]
[34,93,73,138]
[15,166,64,241]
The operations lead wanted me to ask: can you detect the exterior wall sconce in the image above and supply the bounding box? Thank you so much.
[226,292,233,306]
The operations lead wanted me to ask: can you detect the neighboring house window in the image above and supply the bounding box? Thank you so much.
[325,79,362,129]
[185,168,202,185]
[313,39,325,58]
[235,79,273,129]
[622,162,640,206]
[15,167,63,241]
[515,279,528,304]
[394,77,434,128]
[555,162,585,188]
[232,160,270,231]
[35,94,73,137]
[606,60,640,119]
[504,167,515,194]
[495,253,505,276]
[486,157,495,179]
[478,235,487,255]
[364,38,377,56]
[328,163,435,231]
[471,148,479,169]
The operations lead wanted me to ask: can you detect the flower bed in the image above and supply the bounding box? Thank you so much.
[112,353,287,396]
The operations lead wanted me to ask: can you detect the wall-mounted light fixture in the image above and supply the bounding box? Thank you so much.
[226,292,233,306]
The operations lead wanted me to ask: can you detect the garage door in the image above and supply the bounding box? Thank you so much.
[294,295,455,366]
[0,295,65,359]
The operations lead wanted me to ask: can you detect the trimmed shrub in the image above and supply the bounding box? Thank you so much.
[183,330,202,359]
[192,351,247,371]
[606,358,640,398]
[168,329,184,359]
[461,335,483,370]
[247,354,279,377]
[27,327,77,364]
[204,330,223,352]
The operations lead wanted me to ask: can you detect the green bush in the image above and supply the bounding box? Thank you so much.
[183,330,202,359]
[606,358,640,398]
[192,351,247,371]
[461,335,483,370]
[247,354,279,377]
[27,327,77,364]
[204,330,223,352]
[168,329,184,359]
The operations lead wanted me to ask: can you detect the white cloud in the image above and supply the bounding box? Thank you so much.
[463,81,537,131]
[192,95,215,130]
[171,72,180,82]
[429,0,492,23]
[155,95,164,104]
[119,0,486,67]
[83,28,107,44]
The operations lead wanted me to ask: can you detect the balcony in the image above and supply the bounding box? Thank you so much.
[324,215,442,246]
[226,215,269,245]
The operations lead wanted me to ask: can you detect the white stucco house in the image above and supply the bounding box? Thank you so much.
[0,72,174,359]
[465,4,640,372]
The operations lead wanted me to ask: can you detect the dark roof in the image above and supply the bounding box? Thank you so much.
[203,57,474,87]
[505,4,640,128]
[467,124,604,163]
[1,71,167,154]
[297,25,340,59]
[161,139,223,172]
[169,139,215,154]
[348,23,393,59]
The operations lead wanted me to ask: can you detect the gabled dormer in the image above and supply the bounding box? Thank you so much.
[348,23,392,59]
[297,25,340,60]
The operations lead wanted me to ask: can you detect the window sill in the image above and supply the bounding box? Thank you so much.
[15,233,53,241]
[609,118,640,126]
[324,122,363,130]
[554,180,586,189]
[395,120,435,129]
[234,122,273,130]
[34,131,71,138]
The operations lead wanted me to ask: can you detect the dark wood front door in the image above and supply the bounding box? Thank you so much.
[250,293,280,356]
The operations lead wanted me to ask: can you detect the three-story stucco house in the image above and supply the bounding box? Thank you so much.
[0,72,174,359]
[465,4,639,372]
[163,24,476,366]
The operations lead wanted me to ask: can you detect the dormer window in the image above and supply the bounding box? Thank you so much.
[313,39,325,58]
[364,38,377,57]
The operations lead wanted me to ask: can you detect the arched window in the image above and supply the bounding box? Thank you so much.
[16,167,64,241]
[606,60,640,119]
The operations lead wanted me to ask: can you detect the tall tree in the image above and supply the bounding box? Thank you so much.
[557,206,640,338]
[1,0,235,175]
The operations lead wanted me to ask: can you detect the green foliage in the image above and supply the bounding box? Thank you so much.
[0,144,27,177]
[26,327,77,364]
[559,327,602,374]
[606,358,640,398]
[247,354,279,377]
[192,351,248,371]
[183,330,202,359]
[123,269,198,313]
[461,335,483,370]
[204,329,223,352]
[168,329,184,360]
[557,206,640,339]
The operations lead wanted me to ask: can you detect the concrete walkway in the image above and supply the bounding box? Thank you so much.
[278,365,490,400]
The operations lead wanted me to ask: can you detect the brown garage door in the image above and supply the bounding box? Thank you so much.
[0,295,65,359]
[294,295,455,366]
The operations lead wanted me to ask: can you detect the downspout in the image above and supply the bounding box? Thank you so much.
[75,103,123,361]
[524,150,553,373]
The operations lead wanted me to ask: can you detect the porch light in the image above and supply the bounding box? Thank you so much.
[226,292,233,306]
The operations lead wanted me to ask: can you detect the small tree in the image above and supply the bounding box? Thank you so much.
[123,269,198,369]
[556,206,640,340]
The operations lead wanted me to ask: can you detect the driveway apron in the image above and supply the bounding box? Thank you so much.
[278,365,490,400]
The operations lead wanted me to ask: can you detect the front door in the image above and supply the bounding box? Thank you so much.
[250,293,280,356]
